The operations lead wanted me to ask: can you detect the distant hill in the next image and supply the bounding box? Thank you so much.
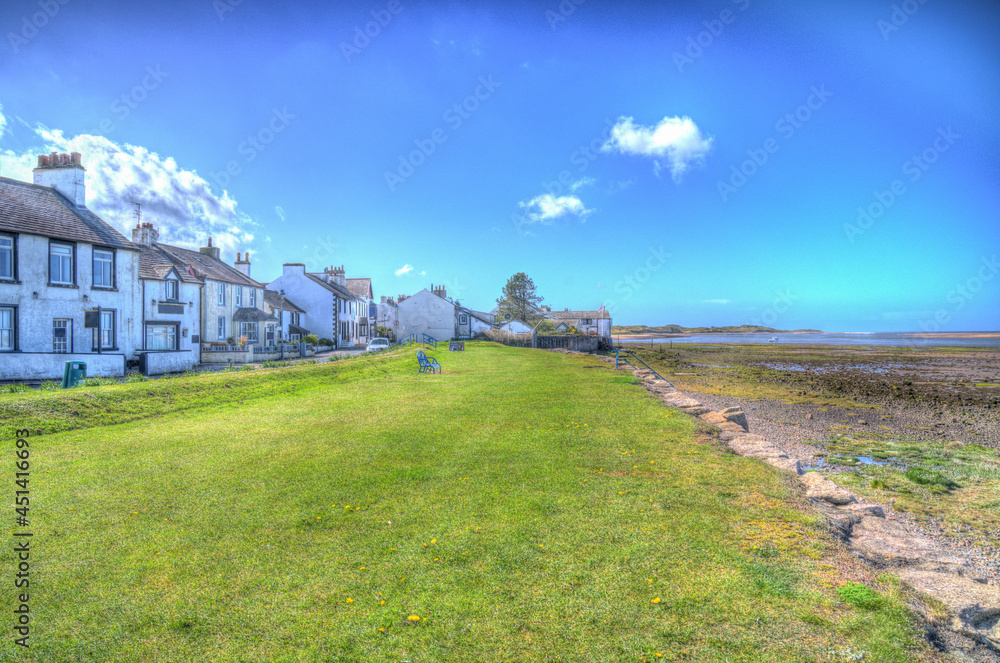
[612,324,824,335]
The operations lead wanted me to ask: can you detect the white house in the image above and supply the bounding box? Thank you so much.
[346,277,374,345]
[265,263,357,348]
[375,296,398,339]
[132,222,202,374]
[547,307,612,339]
[397,285,493,341]
[262,289,309,342]
[499,319,533,334]
[1,152,143,380]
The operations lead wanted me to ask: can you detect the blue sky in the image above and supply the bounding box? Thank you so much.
[1,0,998,331]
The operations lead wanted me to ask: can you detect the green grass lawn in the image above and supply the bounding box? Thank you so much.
[2,343,937,662]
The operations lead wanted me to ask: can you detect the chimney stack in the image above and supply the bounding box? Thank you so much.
[131,221,159,247]
[199,237,221,261]
[33,152,86,208]
[235,251,251,277]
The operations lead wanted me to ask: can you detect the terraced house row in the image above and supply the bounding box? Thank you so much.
[0,152,376,381]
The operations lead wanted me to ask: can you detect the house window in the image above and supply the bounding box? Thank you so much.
[250,289,256,307]
[0,307,15,351]
[0,235,14,280]
[217,316,226,341]
[97,310,116,350]
[218,283,225,305]
[235,286,242,307]
[49,242,74,285]
[165,279,178,301]
[582,318,592,325]
[93,248,114,288]
[239,322,258,342]
[460,314,468,324]
[145,324,177,350]
[53,319,71,353]
[289,333,300,342]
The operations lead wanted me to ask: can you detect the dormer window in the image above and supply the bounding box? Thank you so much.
[165,279,178,301]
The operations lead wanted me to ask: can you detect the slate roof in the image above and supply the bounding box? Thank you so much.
[233,307,277,322]
[136,245,203,283]
[160,244,264,288]
[262,289,305,314]
[0,176,136,250]
[288,323,312,337]
[550,309,611,320]
[346,277,373,300]
[305,273,354,300]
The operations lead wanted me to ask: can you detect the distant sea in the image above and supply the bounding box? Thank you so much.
[618,332,1000,349]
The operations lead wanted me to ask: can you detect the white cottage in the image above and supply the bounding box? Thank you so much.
[265,264,356,348]
[396,285,494,341]
[0,152,143,380]
[131,222,203,374]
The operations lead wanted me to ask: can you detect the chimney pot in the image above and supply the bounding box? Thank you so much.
[208,237,213,247]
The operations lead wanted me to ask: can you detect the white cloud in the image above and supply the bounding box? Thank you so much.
[420,270,426,276]
[569,176,595,192]
[275,206,286,222]
[0,103,6,136]
[0,110,257,256]
[395,264,414,276]
[517,193,593,225]
[602,116,713,182]
[703,299,731,305]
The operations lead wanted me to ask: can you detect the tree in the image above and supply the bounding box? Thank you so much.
[496,272,544,324]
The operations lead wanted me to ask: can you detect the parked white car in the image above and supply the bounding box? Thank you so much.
[366,338,391,352]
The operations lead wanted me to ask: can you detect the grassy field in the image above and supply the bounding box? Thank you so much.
[2,343,939,662]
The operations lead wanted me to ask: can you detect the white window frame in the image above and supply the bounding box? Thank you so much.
[218,282,225,306]
[239,321,258,343]
[0,307,15,351]
[250,289,256,307]
[235,286,242,307]
[145,324,177,350]
[98,310,116,350]
[49,242,74,285]
[93,248,114,288]
[165,279,178,301]
[217,316,226,341]
[53,318,71,353]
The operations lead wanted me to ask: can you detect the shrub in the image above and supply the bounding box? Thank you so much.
[318,338,334,347]
[304,335,319,345]
[836,582,882,610]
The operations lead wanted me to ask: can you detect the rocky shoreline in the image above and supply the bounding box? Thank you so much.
[598,354,1000,661]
